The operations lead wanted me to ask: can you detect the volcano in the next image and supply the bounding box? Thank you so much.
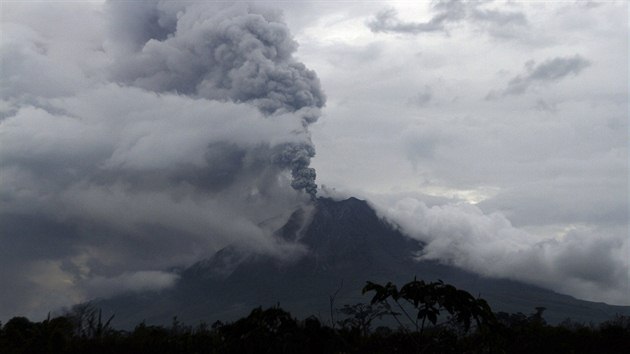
[97,197,630,328]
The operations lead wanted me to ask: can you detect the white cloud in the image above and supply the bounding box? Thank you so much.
[370,196,629,305]
[306,1,627,305]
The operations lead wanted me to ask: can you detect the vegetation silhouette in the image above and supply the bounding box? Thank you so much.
[363,278,497,352]
[1,279,629,353]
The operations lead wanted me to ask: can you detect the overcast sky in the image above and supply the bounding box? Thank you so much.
[1,1,628,320]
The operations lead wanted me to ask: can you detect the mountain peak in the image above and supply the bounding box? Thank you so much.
[96,197,630,328]
[301,197,420,264]
[315,197,373,218]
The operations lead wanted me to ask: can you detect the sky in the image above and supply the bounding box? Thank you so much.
[0,0,628,320]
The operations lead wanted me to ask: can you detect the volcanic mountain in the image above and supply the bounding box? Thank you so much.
[97,197,630,328]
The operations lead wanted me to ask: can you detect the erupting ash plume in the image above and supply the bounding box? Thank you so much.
[108,0,325,197]
[0,0,324,319]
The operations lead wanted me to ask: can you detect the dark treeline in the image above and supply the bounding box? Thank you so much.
[2,279,629,354]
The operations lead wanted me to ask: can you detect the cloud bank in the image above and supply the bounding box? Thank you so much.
[1,1,322,320]
[367,195,629,306]
[307,0,627,305]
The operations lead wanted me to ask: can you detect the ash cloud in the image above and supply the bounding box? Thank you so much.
[106,1,325,197]
[107,1,326,116]
[0,1,323,320]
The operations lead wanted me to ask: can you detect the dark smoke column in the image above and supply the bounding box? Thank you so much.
[273,143,318,199]
[108,1,325,198]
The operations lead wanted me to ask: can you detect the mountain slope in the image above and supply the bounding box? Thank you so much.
[97,197,630,328]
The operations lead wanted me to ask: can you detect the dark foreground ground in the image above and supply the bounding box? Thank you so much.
[2,304,629,354]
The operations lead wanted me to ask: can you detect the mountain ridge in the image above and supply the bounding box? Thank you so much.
[96,197,630,328]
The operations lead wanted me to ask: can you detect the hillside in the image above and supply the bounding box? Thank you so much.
[97,197,630,328]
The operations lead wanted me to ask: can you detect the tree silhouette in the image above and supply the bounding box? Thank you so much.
[363,278,496,334]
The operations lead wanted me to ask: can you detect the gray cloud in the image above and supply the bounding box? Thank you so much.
[408,85,433,107]
[367,1,526,37]
[491,55,591,97]
[0,1,324,320]
[470,6,527,26]
[534,99,558,113]
[85,271,180,299]
[367,8,447,34]
[478,177,628,229]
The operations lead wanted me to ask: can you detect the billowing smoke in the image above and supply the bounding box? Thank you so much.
[274,143,318,198]
[107,0,325,197]
[0,1,323,319]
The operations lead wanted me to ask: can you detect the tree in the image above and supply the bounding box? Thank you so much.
[363,278,496,335]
